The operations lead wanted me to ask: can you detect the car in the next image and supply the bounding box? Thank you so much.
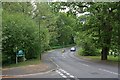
[70,47,76,51]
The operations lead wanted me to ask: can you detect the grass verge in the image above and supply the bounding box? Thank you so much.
[76,48,119,62]
[83,56,119,62]
[3,58,41,68]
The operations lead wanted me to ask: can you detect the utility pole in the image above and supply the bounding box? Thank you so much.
[39,16,46,60]
[39,18,41,60]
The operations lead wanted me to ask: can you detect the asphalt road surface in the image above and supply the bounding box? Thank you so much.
[17,48,119,79]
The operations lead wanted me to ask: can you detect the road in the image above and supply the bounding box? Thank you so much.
[16,48,119,79]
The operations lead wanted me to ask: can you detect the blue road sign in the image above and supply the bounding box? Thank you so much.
[16,50,24,57]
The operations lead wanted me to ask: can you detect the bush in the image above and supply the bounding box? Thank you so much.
[2,11,50,65]
[78,42,100,56]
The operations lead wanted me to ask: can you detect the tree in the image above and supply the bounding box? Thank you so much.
[86,2,120,60]
[2,2,51,64]
[51,2,120,60]
[2,11,40,64]
[34,2,76,47]
[56,13,76,46]
[2,2,33,16]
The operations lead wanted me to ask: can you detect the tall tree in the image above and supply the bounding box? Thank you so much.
[86,2,120,60]
[51,2,120,60]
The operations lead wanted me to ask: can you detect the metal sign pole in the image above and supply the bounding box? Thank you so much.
[16,56,18,64]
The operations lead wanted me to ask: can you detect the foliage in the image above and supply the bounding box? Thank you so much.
[2,11,39,64]
[3,2,119,66]
[79,43,99,56]
[2,2,33,16]
[52,2,120,60]
[2,2,76,65]
[34,2,76,47]
[85,2,120,60]
[32,2,59,47]
[56,13,76,46]
[2,3,50,64]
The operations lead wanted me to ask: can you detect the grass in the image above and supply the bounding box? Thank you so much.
[81,55,119,62]
[77,48,119,62]
[108,55,119,62]
[3,58,41,68]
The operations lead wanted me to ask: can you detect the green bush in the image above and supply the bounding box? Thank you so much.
[2,11,50,65]
[78,42,100,56]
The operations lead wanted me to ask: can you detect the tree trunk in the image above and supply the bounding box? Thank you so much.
[101,47,109,60]
[101,28,112,60]
[101,23,112,60]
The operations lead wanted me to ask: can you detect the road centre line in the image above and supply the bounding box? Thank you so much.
[70,52,119,76]
[81,63,90,67]
[80,63,119,76]
[99,68,119,75]
[71,52,119,76]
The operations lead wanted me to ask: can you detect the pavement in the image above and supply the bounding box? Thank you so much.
[2,48,119,80]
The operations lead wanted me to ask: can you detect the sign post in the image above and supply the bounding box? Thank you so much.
[16,56,18,64]
[16,50,24,64]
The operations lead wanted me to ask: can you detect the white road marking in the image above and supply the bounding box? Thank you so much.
[99,68,119,75]
[58,68,75,78]
[56,70,67,78]
[69,75,75,78]
[81,63,90,67]
[50,56,78,79]
[59,69,67,73]
[66,72,70,75]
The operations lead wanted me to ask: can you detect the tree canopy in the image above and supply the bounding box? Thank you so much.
[51,2,120,60]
